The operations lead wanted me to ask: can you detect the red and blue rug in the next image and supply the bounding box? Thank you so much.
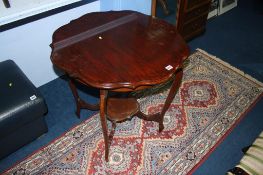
[4,49,263,174]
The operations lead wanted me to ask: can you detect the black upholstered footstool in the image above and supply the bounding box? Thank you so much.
[0,60,48,159]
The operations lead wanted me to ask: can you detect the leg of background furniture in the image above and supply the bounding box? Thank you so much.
[3,0,11,8]
[99,90,110,162]
[159,69,183,132]
[158,0,170,15]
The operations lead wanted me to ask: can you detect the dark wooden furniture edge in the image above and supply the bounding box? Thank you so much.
[3,0,10,8]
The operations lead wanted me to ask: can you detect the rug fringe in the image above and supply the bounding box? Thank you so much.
[196,48,263,88]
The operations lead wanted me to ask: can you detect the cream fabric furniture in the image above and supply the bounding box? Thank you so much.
[228,131,263,175]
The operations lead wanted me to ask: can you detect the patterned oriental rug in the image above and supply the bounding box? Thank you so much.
[4,49,263,175]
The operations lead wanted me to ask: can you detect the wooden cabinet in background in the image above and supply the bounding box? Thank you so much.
[176,0,211,41]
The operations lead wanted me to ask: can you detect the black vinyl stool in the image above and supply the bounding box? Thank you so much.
[0,60,48,159]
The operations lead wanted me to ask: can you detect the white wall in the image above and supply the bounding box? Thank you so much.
[0,0,86,25]
[0,1,100,87]
[100,0,151,15]
[117,0,151,15]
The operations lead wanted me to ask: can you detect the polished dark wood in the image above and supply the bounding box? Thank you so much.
[176,0,211,41]
[50,11,189,161]
[107,98,139,122]
[99,90,109,162]
[51,11,188,90]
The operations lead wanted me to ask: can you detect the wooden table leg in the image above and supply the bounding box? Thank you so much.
[68,78,99,118]
[99,90,110,162]
[151,0,157,17]
[158,68,183,131]
[136,68,183,132]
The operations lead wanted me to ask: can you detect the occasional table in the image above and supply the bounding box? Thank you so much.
[50,11,189,162]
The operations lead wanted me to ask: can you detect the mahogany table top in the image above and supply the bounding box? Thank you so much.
[50,11,189,90]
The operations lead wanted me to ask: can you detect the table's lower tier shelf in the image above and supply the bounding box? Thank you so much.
[107,97,139,122]
[106,97,165,127]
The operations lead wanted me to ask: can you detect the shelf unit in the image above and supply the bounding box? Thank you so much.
[176,0,212,41]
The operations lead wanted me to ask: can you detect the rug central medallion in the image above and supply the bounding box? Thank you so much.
[180,80,218,108]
